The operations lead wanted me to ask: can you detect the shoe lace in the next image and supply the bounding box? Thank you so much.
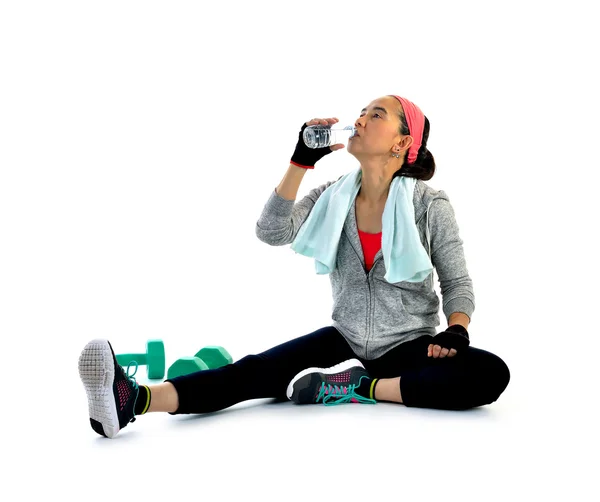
[316,375,377,406]
[126,361,140,388]
[125,361,140,422]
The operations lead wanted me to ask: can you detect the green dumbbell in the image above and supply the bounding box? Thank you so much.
[167,346,232,379]
[115,339,165,379]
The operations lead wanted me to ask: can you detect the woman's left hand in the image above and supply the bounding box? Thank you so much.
[427,344,457,358]
[428,324,470,358]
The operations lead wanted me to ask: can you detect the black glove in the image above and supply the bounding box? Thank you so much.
[432,324,470,352]
[290,123,335,169]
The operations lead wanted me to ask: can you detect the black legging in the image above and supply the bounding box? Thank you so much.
[165,325,510,414]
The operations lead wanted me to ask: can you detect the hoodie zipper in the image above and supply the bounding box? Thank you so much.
[365,271,371,359]
[364,256,379,359]
[362,198,435,360]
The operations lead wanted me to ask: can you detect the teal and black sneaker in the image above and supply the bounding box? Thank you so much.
[286,359,377,406]
[78,339,140,439]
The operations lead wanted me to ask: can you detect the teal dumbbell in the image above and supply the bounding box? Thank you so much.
[167,346,232,379]
[115,339,165,379]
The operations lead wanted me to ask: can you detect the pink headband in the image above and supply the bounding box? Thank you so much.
[390,95,425,164]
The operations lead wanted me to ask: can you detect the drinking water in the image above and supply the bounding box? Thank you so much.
[303,125,357,149]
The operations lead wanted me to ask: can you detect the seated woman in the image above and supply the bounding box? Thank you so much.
[78,94,510,439]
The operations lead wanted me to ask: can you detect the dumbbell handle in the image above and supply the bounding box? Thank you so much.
[116,353,147,366]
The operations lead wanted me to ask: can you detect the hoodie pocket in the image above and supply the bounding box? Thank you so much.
[388,278,439,316]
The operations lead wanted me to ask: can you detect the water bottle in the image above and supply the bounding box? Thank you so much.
[303,125,357,149]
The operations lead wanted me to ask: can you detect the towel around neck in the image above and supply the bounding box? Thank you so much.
[291,167,434,283]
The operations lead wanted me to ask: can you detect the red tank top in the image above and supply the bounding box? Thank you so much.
[357,229,382,271]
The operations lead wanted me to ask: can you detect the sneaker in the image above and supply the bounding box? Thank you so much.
[286,359,377,406]
[78,339,140,438]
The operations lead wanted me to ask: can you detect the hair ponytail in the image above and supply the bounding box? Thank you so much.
[392,115,436,181]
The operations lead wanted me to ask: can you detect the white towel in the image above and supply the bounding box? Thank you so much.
[291,167,433,283]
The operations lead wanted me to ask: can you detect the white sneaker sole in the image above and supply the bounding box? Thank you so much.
[285,358,364,400]
[78,339,120,439]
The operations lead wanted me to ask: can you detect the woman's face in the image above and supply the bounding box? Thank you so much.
[348,96,404,158]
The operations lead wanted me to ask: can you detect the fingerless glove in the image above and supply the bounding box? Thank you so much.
[290,123,334,169]
[432,324,471,352]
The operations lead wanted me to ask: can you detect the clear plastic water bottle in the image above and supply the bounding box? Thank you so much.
[303,125,357,149]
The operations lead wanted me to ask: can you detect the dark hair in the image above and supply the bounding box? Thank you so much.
[390,103,436,181]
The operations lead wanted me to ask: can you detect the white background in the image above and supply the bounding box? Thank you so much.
[1,1,598,500]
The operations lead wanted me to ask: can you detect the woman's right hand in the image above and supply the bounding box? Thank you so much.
[290,117,345,169]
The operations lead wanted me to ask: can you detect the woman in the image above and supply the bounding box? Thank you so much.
[79,95,510,439]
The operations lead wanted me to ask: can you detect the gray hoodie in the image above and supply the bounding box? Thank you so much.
[255,176,475,360]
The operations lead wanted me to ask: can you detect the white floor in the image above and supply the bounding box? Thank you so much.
[18,363,591,502]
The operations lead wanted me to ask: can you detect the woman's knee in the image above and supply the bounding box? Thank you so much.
[473,349,511,399]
